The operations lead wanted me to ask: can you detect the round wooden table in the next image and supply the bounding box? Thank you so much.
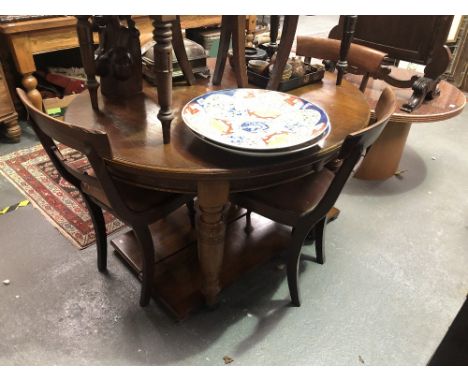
[347,70,466,180]
[65,59,370,311]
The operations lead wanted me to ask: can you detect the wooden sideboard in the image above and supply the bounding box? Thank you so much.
[0,15,239,140]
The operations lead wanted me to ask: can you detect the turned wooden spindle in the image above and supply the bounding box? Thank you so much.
[76,16,99,110]
[336,15,358,86]
[151,16,175,144]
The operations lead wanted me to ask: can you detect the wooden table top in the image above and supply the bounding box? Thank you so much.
[347,68,466,124]
[65,59,370,192]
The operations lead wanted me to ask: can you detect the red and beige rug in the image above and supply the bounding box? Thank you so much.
[0,144,125,249]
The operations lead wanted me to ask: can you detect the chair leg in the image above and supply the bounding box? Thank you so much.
[286,237,306,307]
[244,209,253,234]
[172,16,195,85]
[314,217,326,265]
[266,15,299,90]
[213,15,232,85]
[82,193,107,272]
[231,15,248,87]
[186,199,196,228]
[303,228,315,245]
[133,225,155,307]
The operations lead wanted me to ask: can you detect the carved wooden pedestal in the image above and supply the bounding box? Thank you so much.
[354,121,411,180]
[111,205,292,320]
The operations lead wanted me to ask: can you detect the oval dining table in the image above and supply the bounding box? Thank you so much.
[65,59,371,317]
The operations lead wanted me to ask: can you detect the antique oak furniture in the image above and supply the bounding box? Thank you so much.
[0,15,222,116]
[17,87,195,307]
[63,54,371,317]
[330,15,454,112]
[0,60,20,141]
[231,90,396,307]
[61,12,372,318]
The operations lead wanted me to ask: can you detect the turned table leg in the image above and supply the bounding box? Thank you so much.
[21,73,43,111]
[355,121,412,180]
[196,180,230,307]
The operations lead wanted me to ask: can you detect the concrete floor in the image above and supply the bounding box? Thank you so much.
[1,16,467,365]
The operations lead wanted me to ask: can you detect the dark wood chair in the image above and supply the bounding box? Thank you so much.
[296,35,388,92]
[231,87,396,306]
[17,88,195,307]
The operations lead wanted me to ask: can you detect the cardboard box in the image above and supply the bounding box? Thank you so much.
[42,94,78,121]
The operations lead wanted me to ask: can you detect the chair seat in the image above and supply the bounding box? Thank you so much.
[234,168,335,226]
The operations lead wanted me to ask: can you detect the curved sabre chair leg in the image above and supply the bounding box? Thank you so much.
[133,225,155,307]
[82,193,107,273]
[314,217,327,265]
[286,235,306,307]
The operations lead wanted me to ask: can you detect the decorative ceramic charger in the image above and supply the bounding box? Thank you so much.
[182,89,331,156]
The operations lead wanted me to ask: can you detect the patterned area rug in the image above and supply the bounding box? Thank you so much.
[0,144,125,249]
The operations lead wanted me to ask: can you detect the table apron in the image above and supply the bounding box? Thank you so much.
[108,155,336,194]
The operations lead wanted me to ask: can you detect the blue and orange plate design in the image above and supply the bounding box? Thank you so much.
[182,89,331,156]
